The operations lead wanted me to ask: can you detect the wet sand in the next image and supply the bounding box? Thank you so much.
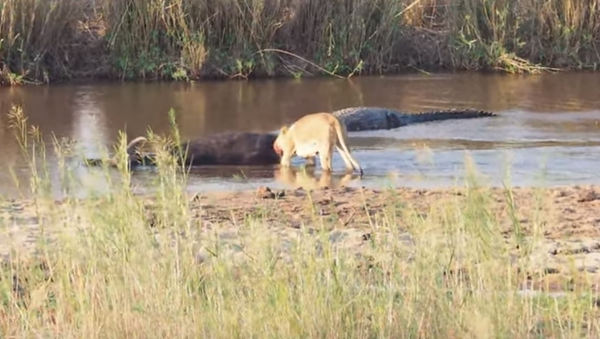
[2,183,600,293]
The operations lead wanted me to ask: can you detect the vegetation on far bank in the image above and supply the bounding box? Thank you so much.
[0,104,599,337]
[1,0,600,85]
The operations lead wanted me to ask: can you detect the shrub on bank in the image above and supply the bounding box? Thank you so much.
[1,0,600,85]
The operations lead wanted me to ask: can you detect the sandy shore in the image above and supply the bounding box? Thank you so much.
[2,184,600,293]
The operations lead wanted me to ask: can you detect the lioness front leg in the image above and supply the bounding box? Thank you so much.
[304,156,316,167]
[279,153,293,167]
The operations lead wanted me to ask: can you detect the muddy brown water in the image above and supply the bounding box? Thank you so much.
[1,72,600,199]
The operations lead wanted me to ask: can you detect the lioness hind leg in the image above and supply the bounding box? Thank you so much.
[319,146,334,172]
[335,145,356,172]
[319,153,332,172]
[317,170,333,188]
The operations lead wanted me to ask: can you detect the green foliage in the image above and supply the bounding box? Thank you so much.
[1,0,600,84]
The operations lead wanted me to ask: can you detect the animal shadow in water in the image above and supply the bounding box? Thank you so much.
[274,166,362,190]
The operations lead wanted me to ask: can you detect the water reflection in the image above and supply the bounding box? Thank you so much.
[72,88,110,158]
[0,72,600,198]
[273,167,362,190]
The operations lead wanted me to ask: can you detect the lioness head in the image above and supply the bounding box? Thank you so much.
[273,125,291,156]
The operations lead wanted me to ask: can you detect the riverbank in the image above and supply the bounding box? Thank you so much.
[2,183,600,336]
[4,183,600,279]
[2,0,600,86]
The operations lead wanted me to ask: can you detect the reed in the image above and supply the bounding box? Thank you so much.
[0,104,599,337]
[1,0,600,84]
[0,0,96,85]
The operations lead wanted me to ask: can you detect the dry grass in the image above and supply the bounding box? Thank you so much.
[1,0,600,84]
[0,0,102,85]
[0,104,599,337]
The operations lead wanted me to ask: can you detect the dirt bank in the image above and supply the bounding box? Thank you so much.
[185,184,600,240]
[2,184,600,292]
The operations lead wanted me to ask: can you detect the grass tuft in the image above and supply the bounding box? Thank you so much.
[0,104,598,337]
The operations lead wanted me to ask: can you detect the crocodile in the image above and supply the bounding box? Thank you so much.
[332,107,497,132]
[84,106,497,168]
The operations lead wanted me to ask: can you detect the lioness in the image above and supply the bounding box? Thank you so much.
[273,112,364,176]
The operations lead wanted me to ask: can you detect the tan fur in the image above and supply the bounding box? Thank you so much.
[273,112,364,176]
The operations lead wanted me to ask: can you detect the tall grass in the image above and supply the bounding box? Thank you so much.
[449,0,600,72]
[0,104,599,337]
[0,0,97,85]
[2,0,600,84]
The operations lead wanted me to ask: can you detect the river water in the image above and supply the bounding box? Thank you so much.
[1,72,599,198]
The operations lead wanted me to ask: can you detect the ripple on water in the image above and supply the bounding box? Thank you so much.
[2,73,600,197]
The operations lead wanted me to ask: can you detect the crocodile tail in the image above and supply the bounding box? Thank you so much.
[407,109,497,125]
